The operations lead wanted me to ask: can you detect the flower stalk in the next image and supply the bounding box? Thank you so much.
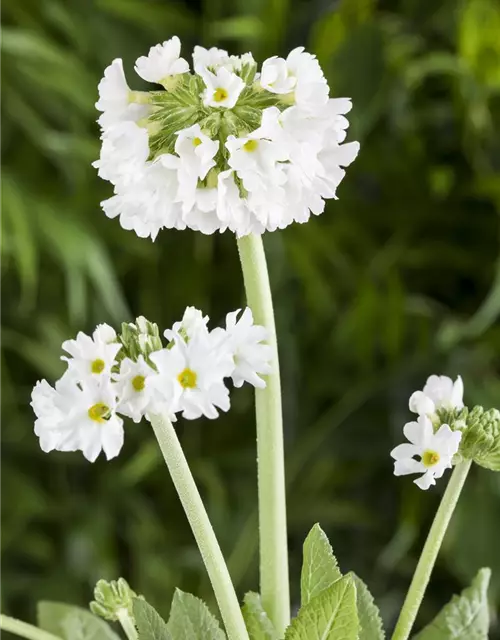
[391,460,472,640]
[0,615,62,640]
[237,233,290,635]
[149,413,249,640]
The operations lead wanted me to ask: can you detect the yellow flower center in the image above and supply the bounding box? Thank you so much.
[243,139,258,152]
[88,403,110,423]
[132,375,145,392]
[193,137,202,147]
[422,450,440,467]
[213,87,228,103]
[91,358,105,374]
[177,368,197,389]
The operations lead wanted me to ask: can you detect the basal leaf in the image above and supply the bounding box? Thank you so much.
[242,592,278,639]
[285,574,358,640]
[301,523,343,606]
[37,602,120,640]
[414,568,491,640]
[350,574,385,639]
[166,589,226,640]
[133,598,171,640]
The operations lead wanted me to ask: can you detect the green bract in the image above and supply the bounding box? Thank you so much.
[458,405,500,471]
[90,577,139,622]
[119,316,164,363]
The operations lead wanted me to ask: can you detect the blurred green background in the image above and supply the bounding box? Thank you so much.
[2,0,500,636]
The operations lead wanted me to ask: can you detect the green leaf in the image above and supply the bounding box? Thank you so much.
[241,592,278,639]
[414,568,491,639]
[167,589,226,640]
[349,574,384,639]
[285,574,359,640]
[300,523,343,606]
[133,598,171,640]
[37,602,120,640]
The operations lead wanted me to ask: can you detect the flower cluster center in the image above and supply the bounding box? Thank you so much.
[213,88,228,103]
[91,358,106,374]
[88,402,110,423]
[177,367,197,389]
[422,450,440,467]
[132,375,146,392]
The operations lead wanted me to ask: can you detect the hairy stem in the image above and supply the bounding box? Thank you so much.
[391,460,472,640]
[0,615,62,640]
[237,234,290,635]
[149,413,249,640]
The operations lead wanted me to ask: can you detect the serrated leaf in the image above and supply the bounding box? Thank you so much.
[166,589,226,640]
[350,574,385,639]
[242,592,278,639]
[285,574,359,640]
[414,568,491,640]
[37,602,120,640]
[301,523,343,606]
[133,598,171,640]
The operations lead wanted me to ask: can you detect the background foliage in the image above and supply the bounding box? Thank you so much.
[2,0,500,636]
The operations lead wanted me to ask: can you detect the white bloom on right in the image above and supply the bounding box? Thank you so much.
[193,46,230,73]
[62,324,121,380]
[391,415,462,490]
[260,56,296,94]
[114,355,163,423]
[409,375,464,417]
[201,67,245,109]
[223,308,272,388]
[149,330,233,420]
[134,36,189,84]
[168,306,209,343]
[286,47,329,110]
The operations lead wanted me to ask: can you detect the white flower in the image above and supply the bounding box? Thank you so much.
[175,124,219,187]
[228,52,255,72]
[94,122,150,188]
[62,324,121,380]
[391,415,462,490]
[286,47,329,110]
[260,56,296,94]
[201,67,245,109]
[409,375,464,417]
[169,306,209,342]
[135,37,189,84]
[114,355,163,422]
[32,376,124,462]
[96,59,150,129]
[223,308,271,388]
[149,330,233,420]
[193,46,230,73]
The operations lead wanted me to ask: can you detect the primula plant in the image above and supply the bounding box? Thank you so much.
[1,36,499,640]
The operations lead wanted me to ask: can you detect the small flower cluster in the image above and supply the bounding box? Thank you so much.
[391,375,464,490]
[94,37,359,239]
[31,307,271,462]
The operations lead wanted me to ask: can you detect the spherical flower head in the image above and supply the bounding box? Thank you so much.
[391,415,462,490]
[201,67,245,109]
[223,308,272,388]
[32,376,124,462]
[134,36,189,84]
[94,37,359,238]
[91,578,139,622]
[409,375,464,417]
[149,329,233,420]
[113,355,163,423]
[62,324,121,380]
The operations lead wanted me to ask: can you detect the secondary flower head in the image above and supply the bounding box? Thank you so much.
[62,324,121,380]
[391,415,462,490]
[409,375,464,418]
[95,37,359,238]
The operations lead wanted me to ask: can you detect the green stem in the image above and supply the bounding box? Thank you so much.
[391,460,472,640]
[149,413,249,640]
[236,234,290,635]
[116,609,138,640]
[0,615,62,640]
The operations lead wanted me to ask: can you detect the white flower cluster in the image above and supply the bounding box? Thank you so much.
[94,37,359,239]
[31,307,271,462]
[391,375,464,490]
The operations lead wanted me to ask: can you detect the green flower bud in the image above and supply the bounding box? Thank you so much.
[435,406,468,432]
[459,405,500,471]
[119,316,163,363]
[90,578,139,622]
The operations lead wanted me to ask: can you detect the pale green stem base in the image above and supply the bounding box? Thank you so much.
[149,414,249,640]
[116,609,138,640]
[0,615,62,640]
[391,460,472,640]
[237,234,290,635]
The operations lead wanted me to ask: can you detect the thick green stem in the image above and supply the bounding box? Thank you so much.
[236,234,290,635]
[391,460,472,640]
[149,414,249,640]
[0,615,62,640]
[116,609,138,640]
